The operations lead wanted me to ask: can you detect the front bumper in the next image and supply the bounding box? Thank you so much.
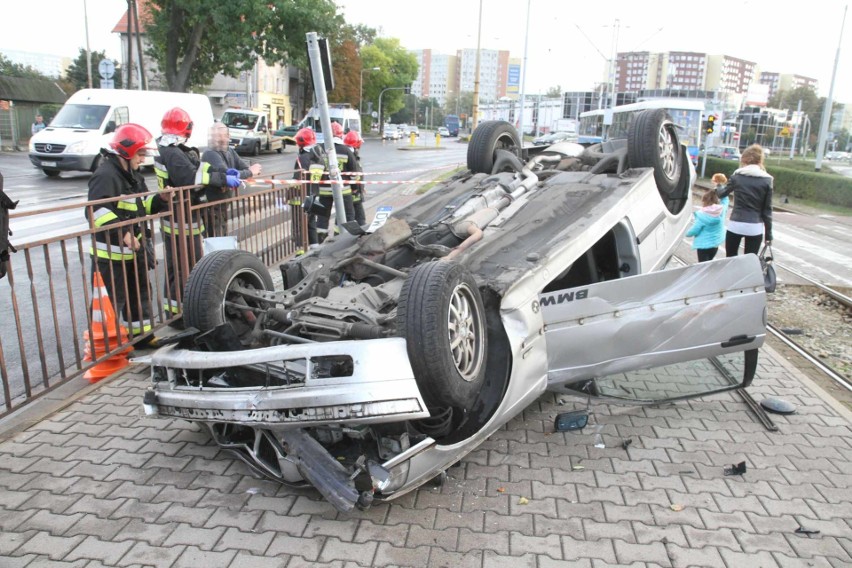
[29,152,96,172]
[142,337,430,428]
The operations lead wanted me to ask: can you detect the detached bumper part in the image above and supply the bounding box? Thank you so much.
[147,338,429,427]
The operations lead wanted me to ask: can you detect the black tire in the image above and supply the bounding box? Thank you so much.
[627,109,683,195]
[252,142,261,157]
[184,250,274,347]
[467,121,521,174]
[276,145,283,154]
[42,168,60,177]
[398,261,487,409]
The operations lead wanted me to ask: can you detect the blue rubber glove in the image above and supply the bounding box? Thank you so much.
[226,168,240,177]
[226,175,241,188]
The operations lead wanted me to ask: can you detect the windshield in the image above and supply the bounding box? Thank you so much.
[50,104,110,130]
[221,112,259,130]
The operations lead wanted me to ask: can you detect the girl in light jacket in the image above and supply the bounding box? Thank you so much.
[686,185,729,262]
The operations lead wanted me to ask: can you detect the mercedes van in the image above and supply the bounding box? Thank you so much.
[29,89,214,176]
[279,104,361,145]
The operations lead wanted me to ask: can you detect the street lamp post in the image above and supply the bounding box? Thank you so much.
[360,67,380,119]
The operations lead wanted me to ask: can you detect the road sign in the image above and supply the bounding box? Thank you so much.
[733,133,740,140]
[98,59,115,80]
[780,127,791,137]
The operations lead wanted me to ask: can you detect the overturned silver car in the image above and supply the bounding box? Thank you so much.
[142,110,767,512]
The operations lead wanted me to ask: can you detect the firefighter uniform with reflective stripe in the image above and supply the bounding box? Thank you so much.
[154,142,228,316]
[85,149,156,337]
[315,142,357,241]
[350,148,366,226]
[294,148,325,248]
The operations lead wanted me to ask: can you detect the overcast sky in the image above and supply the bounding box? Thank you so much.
[3,0,850,102]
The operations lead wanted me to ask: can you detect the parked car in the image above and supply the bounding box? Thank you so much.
[437,126,450,137]
[706,146,742,160]
[532,131,576,146]
[825,151,851,162]
[382,124,401,140]
[142,110,766,513]
[404,125,420,137]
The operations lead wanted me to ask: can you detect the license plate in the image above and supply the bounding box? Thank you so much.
[41,161,57,167]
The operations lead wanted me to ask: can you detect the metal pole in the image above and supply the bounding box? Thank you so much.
[83,0,92,88]
[517,0,531,134]
[789,100,802,159]
[815,4,846,171]
[306,32,347,229]
[472,0,483,130]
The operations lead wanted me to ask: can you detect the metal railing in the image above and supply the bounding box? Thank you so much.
[0,172,306,417]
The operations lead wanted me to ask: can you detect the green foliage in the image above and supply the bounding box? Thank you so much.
[359,38,419,122]
[64,49,123,91]
[705,156,852,208]
[546,85,562,98]
[0,53,49,79]
[145,0,340,92]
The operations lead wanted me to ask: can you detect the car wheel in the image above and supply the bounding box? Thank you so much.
[467,121,521,174]
[252,142,261,156]
[184,250,274,349]
[627,109,683,195]
[276,146,283,154]
[491,149,525,174]
[398,261,487,409]
[42,168,60,177]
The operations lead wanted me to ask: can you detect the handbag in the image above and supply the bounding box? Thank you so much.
[759,244,776,293]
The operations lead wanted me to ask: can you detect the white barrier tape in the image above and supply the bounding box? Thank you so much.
[248,178,432,186]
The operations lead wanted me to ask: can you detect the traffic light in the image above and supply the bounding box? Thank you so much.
[705,114,716,134]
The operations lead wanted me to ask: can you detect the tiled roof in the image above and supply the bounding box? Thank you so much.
[112,0,154,34]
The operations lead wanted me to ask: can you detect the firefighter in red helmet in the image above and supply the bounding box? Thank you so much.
[293,127,324,249]
[312,121,356,242]
[343,130,366,226]
[85,123,159,345]
[154,107,238,324]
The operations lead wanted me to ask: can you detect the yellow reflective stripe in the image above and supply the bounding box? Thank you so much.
[117,199,138,211]
[142,195,155,214]
[89,246,134,261]
[309,165,324,183]
[196,162,211,185]
[319,187,353,196]
[161,219,204,235]
[163,299,181,313]
[93,207,118,227]
[154,161,169,189]
[130,320,153,334]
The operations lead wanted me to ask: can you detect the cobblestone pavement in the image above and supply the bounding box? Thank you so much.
[0,343,851,568]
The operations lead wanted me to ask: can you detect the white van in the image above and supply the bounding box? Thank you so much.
[281,104,361,145]
[28,88,214,176]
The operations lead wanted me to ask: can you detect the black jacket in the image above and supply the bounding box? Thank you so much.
[86,151,152,258]
[717,164,773,241]
[155,143,229,204]
[201,148,251,202]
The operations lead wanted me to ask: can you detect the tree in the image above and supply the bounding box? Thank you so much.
[546,85,562,98]
[359,38,419,124]
[0,54,49,79]
[327,23,377,108]
[65,49,124,91]
[144,0,340,93]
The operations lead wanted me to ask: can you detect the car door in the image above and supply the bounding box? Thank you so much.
[542,255,766,401]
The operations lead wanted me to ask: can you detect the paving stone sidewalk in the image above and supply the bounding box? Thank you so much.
[0,344,850,568]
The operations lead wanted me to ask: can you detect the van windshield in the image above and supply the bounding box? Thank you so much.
[221,112,259,130]
[51,104,110,130]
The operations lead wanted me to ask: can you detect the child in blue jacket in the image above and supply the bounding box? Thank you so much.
[686,173,729,262]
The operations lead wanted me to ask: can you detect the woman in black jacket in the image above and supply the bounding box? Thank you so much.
[717,144,773,256]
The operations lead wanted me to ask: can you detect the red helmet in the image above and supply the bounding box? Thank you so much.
[161,107,193,137]
[343,130,363,148]
[295,127,316,147]
[110,123,153,159]
[330,121,344,138]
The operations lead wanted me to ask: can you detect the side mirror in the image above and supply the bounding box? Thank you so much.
[104,120,116,135]
[554,410,589,431]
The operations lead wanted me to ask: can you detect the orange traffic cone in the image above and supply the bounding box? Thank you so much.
[83,271,132,383]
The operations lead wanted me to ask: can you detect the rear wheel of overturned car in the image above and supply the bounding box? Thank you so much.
[467,121,522,174]
[398,261,488,409]
[627,108,683,195]
[184,249,274,348]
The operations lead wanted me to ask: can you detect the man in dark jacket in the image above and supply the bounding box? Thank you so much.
[85,123,158,343]
[293,127,325,249]
[201,122,262,237]
[154,107,239,320]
